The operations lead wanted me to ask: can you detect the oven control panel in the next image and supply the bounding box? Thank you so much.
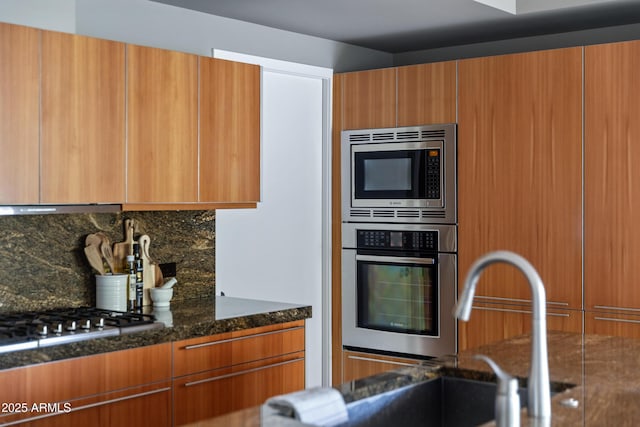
[357,230,438,251]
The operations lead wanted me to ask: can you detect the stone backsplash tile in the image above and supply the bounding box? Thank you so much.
[0,210,215,313]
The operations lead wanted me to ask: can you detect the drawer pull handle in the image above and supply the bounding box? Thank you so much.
[346,355,416,367]
[593,305,640,313]
[472,305,570,317]
[183,357,304,387]
[593,316,640,325]
[475,295,569,306]
[183,326,304,350]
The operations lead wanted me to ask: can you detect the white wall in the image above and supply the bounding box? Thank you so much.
[0,0,75,32]
[215,54,330,388]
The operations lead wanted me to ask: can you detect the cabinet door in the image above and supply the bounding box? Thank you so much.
[458,304,583,351]
[458,48,582,308]
[342,350,420,383]
[397,62,456,126]
[0,23,39,204]
[41,31,125,203]
[127,44,198,203]
[173,355,305,426]
[342,68,396,130]
[200,57,260,203]
[585,41,640,313]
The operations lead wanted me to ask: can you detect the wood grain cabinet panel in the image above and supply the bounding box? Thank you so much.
[459,304,583,351]
[0,23,39,204]
[199,57,260,203]
[457,48,583,309]
[127,44,198,203]
[342,68,396,130]
[342,350,420,383]
[41,31,126,204]
[0,343,172,426]
[397,61,457,126]
[173,321,305,425]
[585,311,640,339]
[585,40,640,313]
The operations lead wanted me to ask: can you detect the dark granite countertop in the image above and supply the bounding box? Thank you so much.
[191,331,640,426]
[0,296,312,371]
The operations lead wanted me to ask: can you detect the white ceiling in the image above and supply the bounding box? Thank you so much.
[151,0,640,53]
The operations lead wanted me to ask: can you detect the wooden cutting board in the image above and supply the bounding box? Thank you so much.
[138,234,154,306]
[112,218,135,274]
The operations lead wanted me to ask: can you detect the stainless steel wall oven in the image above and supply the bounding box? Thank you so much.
[341,123,457,359]
[342,223,457,357]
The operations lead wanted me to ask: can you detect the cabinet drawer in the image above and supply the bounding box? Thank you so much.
[173,354,304,426]
[585,311,640,339]
[0,343,171,426]
[342,350,420,383]
[173,320,305,377]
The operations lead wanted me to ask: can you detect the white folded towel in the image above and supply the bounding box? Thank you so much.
[266,386,349,427]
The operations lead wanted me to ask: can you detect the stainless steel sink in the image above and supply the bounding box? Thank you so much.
[340,376,528,427]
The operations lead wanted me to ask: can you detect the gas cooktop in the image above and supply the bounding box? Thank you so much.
[0,307,164,354]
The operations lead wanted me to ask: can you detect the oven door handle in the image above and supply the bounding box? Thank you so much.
[356,255,436,265]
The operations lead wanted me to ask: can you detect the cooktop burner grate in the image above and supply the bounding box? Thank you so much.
[0,307,163,354]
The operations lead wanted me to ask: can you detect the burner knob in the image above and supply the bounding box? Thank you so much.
[36,324,48,336]
[65,320,77,332]
[79,319,92,330]
[93,317,105,329]
[52,322,63,335]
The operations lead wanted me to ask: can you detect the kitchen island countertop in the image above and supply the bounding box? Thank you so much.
[0,296,311,371]
[193,330,640,426]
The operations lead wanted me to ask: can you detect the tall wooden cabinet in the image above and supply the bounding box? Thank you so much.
[333,63,456,383]
[126,44,198,204]
[0,23,39,204]
[584,40,640,337]
[41,31,126,204]
[457,48,583,350]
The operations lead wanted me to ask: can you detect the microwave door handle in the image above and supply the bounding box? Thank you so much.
[355,255,436,265]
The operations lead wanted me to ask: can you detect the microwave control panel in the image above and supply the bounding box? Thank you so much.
[425,149,441,199]
[357,230,438,251]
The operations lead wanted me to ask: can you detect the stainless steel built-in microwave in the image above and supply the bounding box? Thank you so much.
[342,124,457,224]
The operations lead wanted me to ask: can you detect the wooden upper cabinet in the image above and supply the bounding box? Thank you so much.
[585,41,640,312]
[41,31,126,204]
[397,62,456,126]
[127,44,198,203]
[199,57,260,203]
[0,23,39,204]
[342,68,396,130]
[458,48,582,308]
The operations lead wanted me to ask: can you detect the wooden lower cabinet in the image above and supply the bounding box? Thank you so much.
[0,343,172,427]
[172,320,306,425]
[342,350,421,383]
[459,303,583,351]
[585,311,640,339]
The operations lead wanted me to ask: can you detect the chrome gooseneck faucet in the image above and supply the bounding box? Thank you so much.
[454,250,551,421]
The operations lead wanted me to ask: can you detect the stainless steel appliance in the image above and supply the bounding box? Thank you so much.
[342,123,456,224]
[342,222,457,357]
[0,307,163,354]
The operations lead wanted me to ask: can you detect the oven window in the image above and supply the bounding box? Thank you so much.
[357,260,438,336]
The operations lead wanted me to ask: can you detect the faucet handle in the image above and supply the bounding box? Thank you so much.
[474,355,521,427]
